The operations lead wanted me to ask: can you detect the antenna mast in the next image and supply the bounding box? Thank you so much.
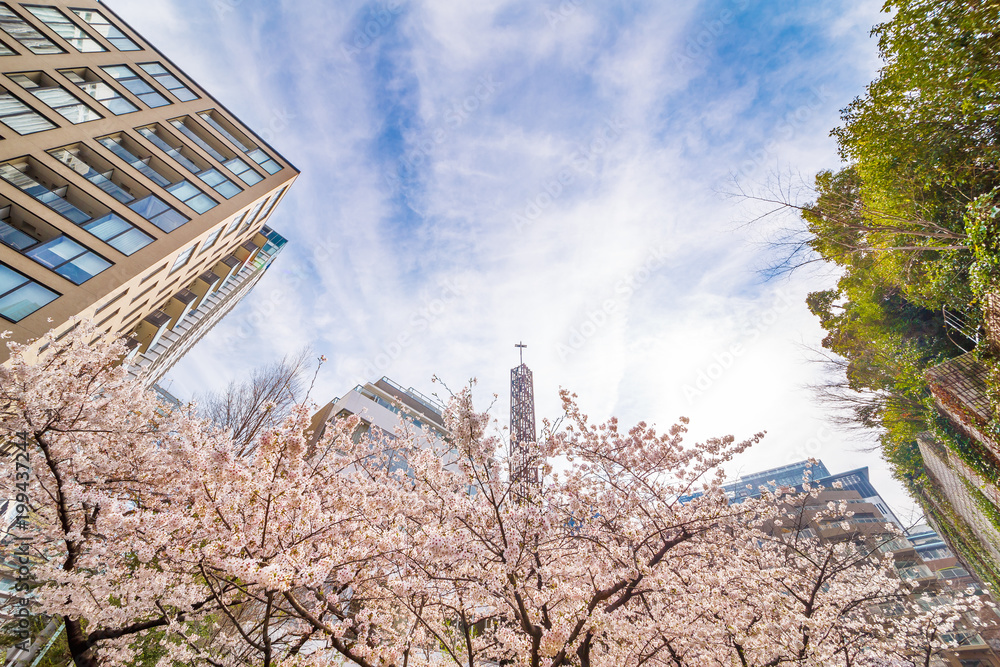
[510,342,540,497]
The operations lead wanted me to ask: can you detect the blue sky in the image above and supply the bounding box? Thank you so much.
[108,0,918,517]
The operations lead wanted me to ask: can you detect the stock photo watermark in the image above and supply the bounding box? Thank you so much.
[513,117,625,232]
[357,278,467,379]
[682,289,795,403]
[544,0,583,27]
[342,1,406,59]
[673,0,751,68]
[556,245,669,360]
[384,75,502,192]
[220,239,340,347]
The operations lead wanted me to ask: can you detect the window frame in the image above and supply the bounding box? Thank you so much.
[0,261,59,323]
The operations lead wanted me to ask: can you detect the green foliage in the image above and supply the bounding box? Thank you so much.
[964,478,1000,533]
[797,0,1000,583]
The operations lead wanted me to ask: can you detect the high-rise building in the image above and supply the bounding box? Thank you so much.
[0,0,297,385]
[735,459,1000,665]
[310,376,448,448]
[723,460,905,529]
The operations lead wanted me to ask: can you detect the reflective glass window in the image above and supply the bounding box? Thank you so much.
[24,6,104,52]
[83,213,153,255]
[128,195,188,233]
[224,157,263,186]
[9,74,100,124]
[48,148,134,204]
[0,89,54,134]
[60,69,137,115]
[0,262,58,322]
[101,65,167,108]
[71,9,139,51]
[169,243,195,274]
[138,62,196,102]
[25,235,110,284]
[0,4,61,54]
[247,148,281,174]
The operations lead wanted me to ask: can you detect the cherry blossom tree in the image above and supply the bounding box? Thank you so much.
[0,322,982,667]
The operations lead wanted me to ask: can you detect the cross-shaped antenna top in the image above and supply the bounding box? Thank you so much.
[515,341,527,366]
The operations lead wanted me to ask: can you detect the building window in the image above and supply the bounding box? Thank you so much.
[164,179,216,214]
[0,161,153,255]
[102,132,217,214]
[97,135,173,188]
[23,6,105,53]
[101,65,167,108]
[8,73,100,124]
[83,213,153,256]
[0,262,58,322]
[0,89,54,134]
[138,63,196,102]
[198,167,240,199]
[71,9,139,51]
[0,39,13,55]
[198,111,251,151]
[169,243,195,274]
[198,110,282,174]
[224,212,245,236]
[128,195,188,233]
[0,161,90,224]
[170,117,227,161]
[224,157,263,186]
[25,235,111,285]
[48,147,134,204]
[59,69,136,115]
[135,125,239,200]
[247,148,281,174]
[0,4,62,54]
[0,215,34,251]
[199,226,223,254]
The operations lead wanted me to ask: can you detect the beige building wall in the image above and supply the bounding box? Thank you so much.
[0,0,298,365]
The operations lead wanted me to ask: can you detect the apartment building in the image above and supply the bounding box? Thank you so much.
[735,459,1000,666]
[310,377,449,446]
[0,0,298,384]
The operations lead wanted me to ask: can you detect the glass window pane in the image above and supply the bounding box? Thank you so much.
[0,280,57,321]
[108,227,152,255]
[0,4,62,55]
[138,62,167,76]
[0,111,53,134]
[0,219,35,250]
[237,170,263,186]
[188,194,216,214]
[0,263,27,293]
[150,208,188,233]
[166,180,198,200]
[102,96,137,115]
[33,87,75,106]
[214,181,241,199]
[56,103,101,124]
[119,78,152,95]
[72,9,140,51]
[109,37,139,51]
[261,160,281,174]
[138,91,168,108]
[83,213,128,239]
[199,169,225,187]
[172,88,197,102]
[129,195,169,219]
[58,252,110,284]
[26,236,82,267]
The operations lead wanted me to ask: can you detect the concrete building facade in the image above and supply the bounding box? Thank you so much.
[0,0,297,382]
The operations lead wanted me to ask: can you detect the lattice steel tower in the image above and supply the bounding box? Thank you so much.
[510,342,540,495]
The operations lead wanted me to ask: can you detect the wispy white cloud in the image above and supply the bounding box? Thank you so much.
[110,0,910,516]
